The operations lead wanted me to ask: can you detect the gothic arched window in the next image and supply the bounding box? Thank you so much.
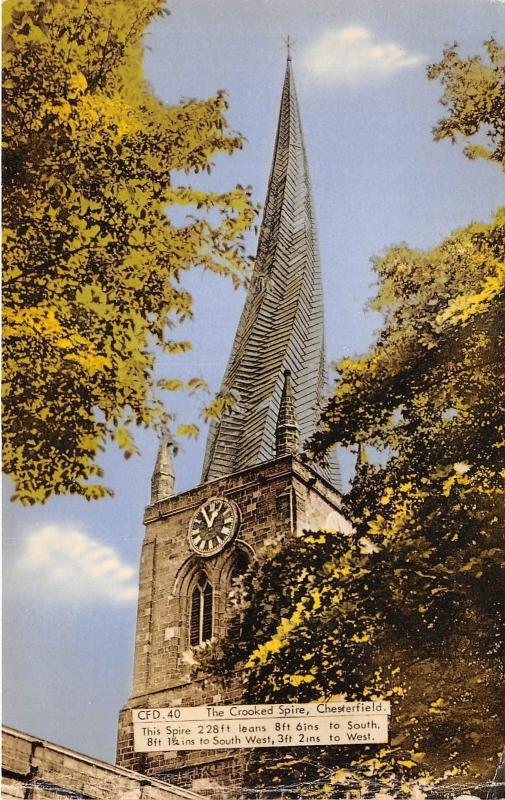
[190,574,213,647]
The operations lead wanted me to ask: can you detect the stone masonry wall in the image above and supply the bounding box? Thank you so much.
[117,673,248,796]
[2,726,205,800]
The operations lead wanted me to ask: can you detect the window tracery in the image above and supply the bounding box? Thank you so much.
[190,574,213,647]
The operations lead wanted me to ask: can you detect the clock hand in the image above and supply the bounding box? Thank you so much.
[201,507,213,527]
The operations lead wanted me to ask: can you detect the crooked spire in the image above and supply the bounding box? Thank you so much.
[201,56,341,488]
[150,432,175,504]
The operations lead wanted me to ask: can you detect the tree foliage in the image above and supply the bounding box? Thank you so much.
[205,41,505,796]
[2,0,254,503]
[427,37,505,169]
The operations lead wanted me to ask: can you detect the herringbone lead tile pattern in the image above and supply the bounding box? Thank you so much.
[202,59,341,489]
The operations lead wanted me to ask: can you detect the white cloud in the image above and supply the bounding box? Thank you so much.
[16,525,137,605]
[301,26,423,85]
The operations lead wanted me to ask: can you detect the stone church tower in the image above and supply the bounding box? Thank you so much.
[116,56,352,794]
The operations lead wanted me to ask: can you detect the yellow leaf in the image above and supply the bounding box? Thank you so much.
[159,379,185,392]
[176,423,200,439]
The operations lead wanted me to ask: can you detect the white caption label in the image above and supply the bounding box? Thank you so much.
[133,701,390,751]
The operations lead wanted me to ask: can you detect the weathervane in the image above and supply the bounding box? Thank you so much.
[284,34,296,61]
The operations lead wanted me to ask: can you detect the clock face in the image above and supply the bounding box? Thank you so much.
[188,497,239,556]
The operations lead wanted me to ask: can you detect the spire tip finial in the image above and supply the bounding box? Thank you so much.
[284,34,295,62]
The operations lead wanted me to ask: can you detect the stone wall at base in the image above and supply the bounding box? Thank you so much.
[2,726,205,800]
[117,672,250,795]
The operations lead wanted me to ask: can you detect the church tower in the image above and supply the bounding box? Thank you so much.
[116,56,352,794]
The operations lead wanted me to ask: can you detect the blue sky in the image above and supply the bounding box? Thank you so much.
[3,0,504,763]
